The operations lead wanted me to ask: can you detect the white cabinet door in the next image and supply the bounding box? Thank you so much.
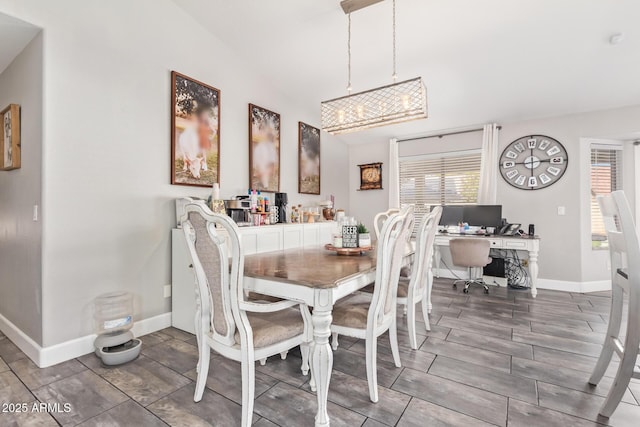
[303,225,319,247]
[242,234,258,255]
[318,223,335,246]
[256,229,282,253]
[283,225,304,249]
[171,229,196,334]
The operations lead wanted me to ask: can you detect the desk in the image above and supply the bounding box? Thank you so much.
[244,247,378,427]
[433,233,541,298]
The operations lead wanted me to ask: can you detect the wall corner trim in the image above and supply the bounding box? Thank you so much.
[0,312,171,368]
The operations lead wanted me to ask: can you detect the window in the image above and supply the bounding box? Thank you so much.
[399,150,481,222]
[591,145,622,249]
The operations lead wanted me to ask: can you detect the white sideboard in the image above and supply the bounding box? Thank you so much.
[172,222,336,333]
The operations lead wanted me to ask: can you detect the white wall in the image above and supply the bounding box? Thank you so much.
[0,0,349,348]
[0,32,43,344]
[349,105,640,286]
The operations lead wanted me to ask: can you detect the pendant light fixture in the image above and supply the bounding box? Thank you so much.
[321,0,428,135]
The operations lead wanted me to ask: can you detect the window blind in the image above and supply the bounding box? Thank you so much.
[399,151,481,225]
[591,146,622,249]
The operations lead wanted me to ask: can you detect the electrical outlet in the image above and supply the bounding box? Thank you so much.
[557,206,566,216]
[521,259,529,267]
[164,285,172,298]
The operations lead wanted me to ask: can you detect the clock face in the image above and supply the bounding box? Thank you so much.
[499,135,568,190]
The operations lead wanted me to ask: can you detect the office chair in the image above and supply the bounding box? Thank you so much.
[449,239,492,294]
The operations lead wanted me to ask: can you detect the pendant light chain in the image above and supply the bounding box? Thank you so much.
[347,13,352,93]
[392,0,397,81]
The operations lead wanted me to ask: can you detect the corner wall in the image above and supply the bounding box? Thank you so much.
[0,32,43,344]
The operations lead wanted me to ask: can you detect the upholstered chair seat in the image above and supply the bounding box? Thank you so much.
[396,280,409,298]
[235,308,305,348]
[246,292,283,303]
[332,293,373,329]
[450,238,492,294]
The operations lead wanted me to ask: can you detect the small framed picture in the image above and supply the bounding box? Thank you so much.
[171,71,220,187]
[358,162,383,190]
[298,122,320,195]
[0,104,20,171]
[249,104,281,192]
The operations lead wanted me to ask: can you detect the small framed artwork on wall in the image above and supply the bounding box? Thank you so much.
[171,71,220,187]
[358,162,383,190]
[0,104,20,171]
[249,104,280,192]
[298,122,320,195]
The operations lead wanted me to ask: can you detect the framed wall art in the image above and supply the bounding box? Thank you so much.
[0,104,20,171]
[249,104,280,192]
[358,162,383,190]
[171,71,220,187]
[298,121,320,195]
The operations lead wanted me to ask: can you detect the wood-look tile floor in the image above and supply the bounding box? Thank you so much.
[2,280,640,426]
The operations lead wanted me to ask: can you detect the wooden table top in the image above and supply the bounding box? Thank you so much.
[243,246,377,289]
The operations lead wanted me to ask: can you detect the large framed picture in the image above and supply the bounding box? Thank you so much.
[0,104,20,171]
[249,104,280,192]
[298,122,320,195]
[171,71,220,187]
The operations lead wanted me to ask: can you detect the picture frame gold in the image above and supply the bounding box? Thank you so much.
[0,104,20,171]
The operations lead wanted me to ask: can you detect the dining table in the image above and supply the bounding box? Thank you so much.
[243,245,412,427]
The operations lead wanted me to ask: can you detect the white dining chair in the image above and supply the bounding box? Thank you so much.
[588,190,640,418]
[373,208,399,241]
[181,203,312,427]
[397,206,442,349]
[330,205,414,403]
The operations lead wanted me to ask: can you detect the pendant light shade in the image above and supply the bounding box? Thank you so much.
[321,77,427,134]
[321,0,428,135]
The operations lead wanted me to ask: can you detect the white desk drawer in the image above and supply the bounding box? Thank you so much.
[504,240,528,249]
[488,239,503,247]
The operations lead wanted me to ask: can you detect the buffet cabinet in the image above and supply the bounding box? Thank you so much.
[171,222,336,333]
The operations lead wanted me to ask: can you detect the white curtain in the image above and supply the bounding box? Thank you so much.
[389,138,400,208]
[478,123,500,204]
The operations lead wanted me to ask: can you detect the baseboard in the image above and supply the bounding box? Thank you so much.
[0,312,42,366]
[536,279,611,293]
[436,268,612,294]
[0,312,171,368]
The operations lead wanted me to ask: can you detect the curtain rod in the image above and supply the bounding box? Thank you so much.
[397,125,502,143]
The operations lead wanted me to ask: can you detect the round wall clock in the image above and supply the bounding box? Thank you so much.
[499,135,568,190]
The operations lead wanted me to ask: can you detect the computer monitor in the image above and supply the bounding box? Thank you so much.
[463,205,503,228]
[436,205,464,226]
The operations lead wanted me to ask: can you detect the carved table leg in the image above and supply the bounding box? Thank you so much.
[311,290,333,427]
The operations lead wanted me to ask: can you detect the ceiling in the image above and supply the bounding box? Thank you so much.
[0,13,40,75]
[173,0,640,143]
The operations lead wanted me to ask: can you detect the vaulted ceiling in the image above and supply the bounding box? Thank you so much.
[0,13,40,75]
[174,0,640,142]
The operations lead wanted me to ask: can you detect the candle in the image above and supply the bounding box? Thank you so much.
[212,183,220,201]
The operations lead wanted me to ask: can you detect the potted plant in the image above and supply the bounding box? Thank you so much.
[357,223,371,248]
